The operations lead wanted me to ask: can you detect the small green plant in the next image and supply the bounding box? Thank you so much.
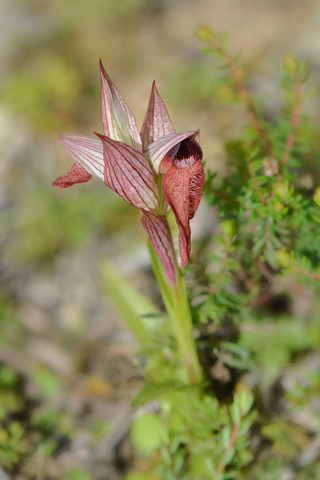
[129,389,255,479]
[0,422,27,468]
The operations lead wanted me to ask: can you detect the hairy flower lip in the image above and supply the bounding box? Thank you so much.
[161,137,204,268]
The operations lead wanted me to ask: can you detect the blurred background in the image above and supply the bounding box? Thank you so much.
[1,0,320,478]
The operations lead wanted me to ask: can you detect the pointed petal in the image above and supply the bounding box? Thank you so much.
[59,134,104,181]
[162,138,204,268]
[140,81,176,150]
[100,60,142,150]
[141,210,177,285]
[144,131,197,174]
[95,133,159,211]
[53,161,92,188]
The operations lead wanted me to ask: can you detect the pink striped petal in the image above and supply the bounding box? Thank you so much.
[100,60,142,151]
[144,131,197,174]
[162,138,204,268]
[95,133,159,211]
[53,161,92,188]
[140,81,176,151]
[141,210,177,285]
[59,134,104,181]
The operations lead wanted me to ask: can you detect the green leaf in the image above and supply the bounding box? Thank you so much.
[173,451,184,474]
[61,467,94,480]
[230,403,241,425]
[222,342,250,358]
[238,419,252,436]
[99,259,159,345]
[224,446,236,465]
[205,457,216,474]
[124,473,150,480]
[9,422,24,441]
[235,390,254,417]
[32,365,61,397]
[0,366,19,387]
[132,381,185,407]
[130,413,165,455]
[225,470,238,478]
[195,25,216,42]
[190,452,216,476]
[222,426,231,448]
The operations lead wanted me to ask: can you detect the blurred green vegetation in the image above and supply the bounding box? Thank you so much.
[1,0,216,135]
[7,185,136,264]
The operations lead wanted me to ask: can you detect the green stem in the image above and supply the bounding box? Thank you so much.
[172,271,203,383]
[148,241,202,384]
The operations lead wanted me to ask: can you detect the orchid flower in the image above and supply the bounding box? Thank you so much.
[54,61,204,285]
